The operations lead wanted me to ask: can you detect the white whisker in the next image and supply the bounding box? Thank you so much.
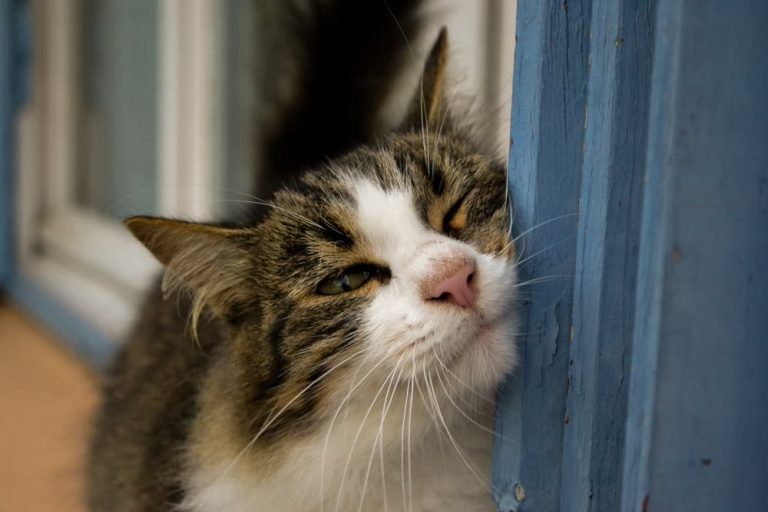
[511,237,571,270]
[218,346,367,486]
[433,361,516,444]
[358,359,404,512]
[432,350,495,408]
[514,275,572,288]
[399,369,410,512]
[512,212,578,245]
[406,353,416,512]
[423,359,490,492]
[335,360,401,512]
[320,356,388,512]
[413,363,446,449]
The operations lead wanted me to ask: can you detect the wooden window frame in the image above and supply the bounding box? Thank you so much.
[11,0,223,363]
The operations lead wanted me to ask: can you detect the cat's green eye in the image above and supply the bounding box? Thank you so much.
[316,265,382,295]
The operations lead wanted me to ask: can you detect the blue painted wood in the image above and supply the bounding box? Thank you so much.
[8,274,116,368]
[621,0,768,510]
[1,0,30,289]
[0,0,18,288]
[0,0,113,368]
[560,1,654,511]
[493,0,591,510]
[482,0,768,509]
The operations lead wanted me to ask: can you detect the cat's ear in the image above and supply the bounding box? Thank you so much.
[402,27,449,130]
[125,216,245,266]
[125,216,252,328]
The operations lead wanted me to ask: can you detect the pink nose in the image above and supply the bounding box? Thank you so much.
[425,258,476,309]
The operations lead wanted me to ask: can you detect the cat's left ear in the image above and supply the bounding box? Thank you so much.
[125,216,253,326]
[401,27,449,131]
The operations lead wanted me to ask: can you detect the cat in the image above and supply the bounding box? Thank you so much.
[88,1,518,511]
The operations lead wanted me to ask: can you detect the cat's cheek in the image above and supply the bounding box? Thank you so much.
[359,284,420,364]
[471,254,518,327]
[472,258,519,387]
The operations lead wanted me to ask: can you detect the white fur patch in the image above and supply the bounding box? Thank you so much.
[353,179,517,388]
[182,411,497,512]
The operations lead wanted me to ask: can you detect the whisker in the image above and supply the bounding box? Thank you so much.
[358,360,404,512]
[431,350,495,408]
[380,363,407,512]
[413,363,446,450]
[399,369,409,512]
[511,237,572,271]
[433,362,518,445]
[406,353,416,512]
[217,346,367,486]
[381,0,418,61]
[422,360,490,492]
[511,212,578,245]
[514,275,572,288]
[320,356,388,512]
[335,359,402,512]
[512,327,556,338]
[380,0,432,181]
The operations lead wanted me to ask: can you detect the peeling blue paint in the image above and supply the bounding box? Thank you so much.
[493,0,589,509]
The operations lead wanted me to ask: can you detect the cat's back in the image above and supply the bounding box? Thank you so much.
[88,287,223,512]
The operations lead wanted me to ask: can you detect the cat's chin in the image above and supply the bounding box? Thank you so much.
[444,315,518,393]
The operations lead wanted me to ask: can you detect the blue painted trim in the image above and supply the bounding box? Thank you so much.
[7,274,116,368]
[0,0,113,369]
[560,1,654,511]
[0,0,20,288]
[618,0,682,508]
[621,0,768,510]
[493,0,591,510]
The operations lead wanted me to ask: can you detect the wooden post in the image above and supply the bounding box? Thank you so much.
[493,0,590,510]
[560,1,655,511]
[495,0,767,510]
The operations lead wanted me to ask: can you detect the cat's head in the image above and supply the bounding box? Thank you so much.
[126,30,517,439]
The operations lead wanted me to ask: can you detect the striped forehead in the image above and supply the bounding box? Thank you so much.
[353,179,429,262]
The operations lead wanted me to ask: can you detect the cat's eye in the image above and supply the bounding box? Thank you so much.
[442,191,471,233]
[316,264,386,295]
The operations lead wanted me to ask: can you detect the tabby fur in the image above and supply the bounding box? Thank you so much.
[88,2,518,511]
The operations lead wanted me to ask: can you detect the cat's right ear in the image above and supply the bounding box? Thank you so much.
[125,216,253,325]
[401,27,449,131]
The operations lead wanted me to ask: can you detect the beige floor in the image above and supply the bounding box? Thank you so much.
[0,302,99,512]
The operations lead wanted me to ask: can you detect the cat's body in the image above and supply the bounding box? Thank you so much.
[88,2,517,511]
[184,415,495,512]
[90,293,496,512]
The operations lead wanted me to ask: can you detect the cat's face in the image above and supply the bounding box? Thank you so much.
[125,31,518,444]
[252,132,517,401]
[126,130,518,443]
